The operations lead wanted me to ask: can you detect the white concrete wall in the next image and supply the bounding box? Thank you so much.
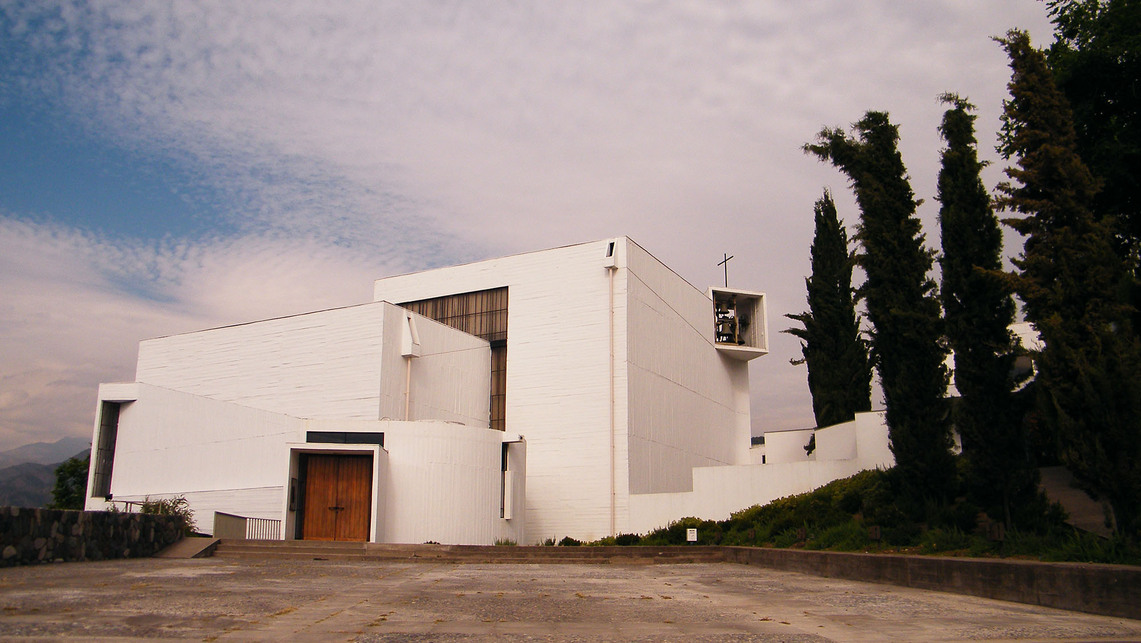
[763,428,816,464]
[372,237,758,541]
[388,306,491,425]
[628,412,893,533]
[294,418,522,545]
[90,235,887,545]
[134,302,489,427]
[85,382,303,534]
[373,239,627,543]
[747,445,767,465]
[815,422,855,461]
[852,411,894,468]
[625,241,751,495]
[136,303,390,420]
[377,420,524,545]
[87,384,518,543]
[503,437,526,525]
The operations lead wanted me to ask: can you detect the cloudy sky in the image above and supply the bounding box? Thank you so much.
[0,1,1055,451]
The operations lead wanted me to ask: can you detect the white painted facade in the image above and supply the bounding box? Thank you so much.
[86,302,524,544]
[86,237,891,544]
[370,238,769,540]
[134,302,489,425]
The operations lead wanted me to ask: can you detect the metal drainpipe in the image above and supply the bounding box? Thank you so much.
[608,260,618,536]
[404,356,412,421]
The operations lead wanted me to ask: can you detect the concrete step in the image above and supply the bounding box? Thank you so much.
[216,540,366,552]
[156,536,221,559]
[211,540,726,564]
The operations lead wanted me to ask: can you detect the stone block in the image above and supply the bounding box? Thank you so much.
[0,506,185,567]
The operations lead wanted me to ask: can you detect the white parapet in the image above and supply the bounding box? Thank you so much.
[627,412,891,533]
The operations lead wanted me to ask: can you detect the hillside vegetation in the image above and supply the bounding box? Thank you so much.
[574,470,1141,565]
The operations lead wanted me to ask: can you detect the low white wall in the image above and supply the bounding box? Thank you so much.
[763,428,816,464]
[628,412,891,533]
[853,411,893,466]
[747,445,766,465]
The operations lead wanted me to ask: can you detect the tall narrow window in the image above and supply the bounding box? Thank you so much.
[91,401,121,498]
[500,442,509,518]
[401,287,508,431]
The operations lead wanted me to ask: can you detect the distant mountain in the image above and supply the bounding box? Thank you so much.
[0,438,91,508]
[0,460,58,508]
[0,436,90,470]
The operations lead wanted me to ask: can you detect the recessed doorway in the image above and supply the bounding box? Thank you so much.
[299,454,372,542]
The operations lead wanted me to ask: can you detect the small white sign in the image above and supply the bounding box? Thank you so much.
[686,528,698,542]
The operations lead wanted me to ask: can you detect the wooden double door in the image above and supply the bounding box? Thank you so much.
[300,454,372,542]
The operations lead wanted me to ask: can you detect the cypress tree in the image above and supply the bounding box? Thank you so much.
[784,190,872,428]
[1045,0,1141,275]
[806,113,954,503]
[936,94,1027,527]
[997,30,1141,536]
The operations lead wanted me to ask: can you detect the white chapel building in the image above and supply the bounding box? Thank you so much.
[85,237,891,544]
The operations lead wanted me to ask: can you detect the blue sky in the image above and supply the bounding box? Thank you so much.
[0,1,1055,450]
[0,98,229,242]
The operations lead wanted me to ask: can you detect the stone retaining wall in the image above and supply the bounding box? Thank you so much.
[0,506,184,567]
[723,546,1141,620]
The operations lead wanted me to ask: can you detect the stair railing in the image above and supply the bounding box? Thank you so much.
[214,511,282,540]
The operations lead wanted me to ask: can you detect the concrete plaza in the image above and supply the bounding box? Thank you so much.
[2,557,1139,641]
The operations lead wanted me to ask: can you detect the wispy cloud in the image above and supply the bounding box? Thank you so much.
[0,1,1055,447]
[0,216,406,447]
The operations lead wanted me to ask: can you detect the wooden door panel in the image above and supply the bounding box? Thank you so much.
[302,455,339,541]
[336,455,372,542]
[302,454,372,542]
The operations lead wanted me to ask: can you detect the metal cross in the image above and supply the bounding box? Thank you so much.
[717,253,734,288]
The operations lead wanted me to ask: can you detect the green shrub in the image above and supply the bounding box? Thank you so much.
[494,538,517,546]
[918,528,972,554]
[808,520,871,551]
[771,526,805,548]
[140,495,196,534]
[837,488,863,515]
[865,503,908,531]
[614,533,641,546]
[558,536,581,547]
[641,517,709,545]
[882,522,922,546]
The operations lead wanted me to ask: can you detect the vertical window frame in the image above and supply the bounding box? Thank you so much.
[400,287,509,431]
[91,401,121,498]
